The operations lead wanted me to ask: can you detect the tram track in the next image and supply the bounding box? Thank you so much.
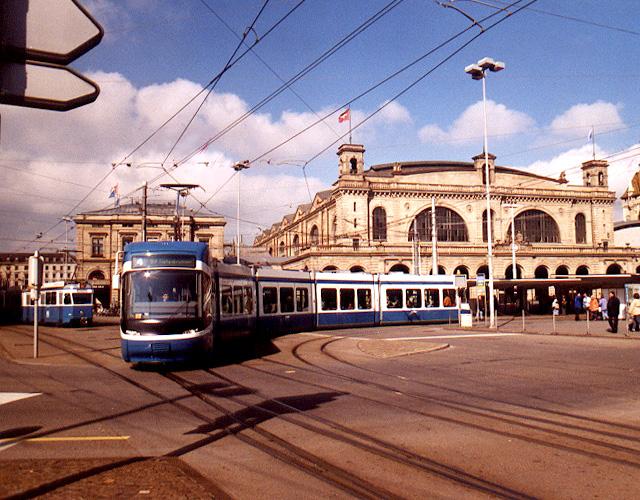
[269,335,640,468]
[0,326,434,498]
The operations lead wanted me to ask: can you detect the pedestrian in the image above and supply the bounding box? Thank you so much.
[626,292,640,335]
[552,296,560,316]
[588,294,599,321]
[561,295,567,315]
[574,293,583,321]
[599,295,608,320]
[583,293,590,316]
[606,290,621,333]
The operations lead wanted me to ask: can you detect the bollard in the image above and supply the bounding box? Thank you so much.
[552,311,556,335]
[522,309,525,332]
[586,310,590,335]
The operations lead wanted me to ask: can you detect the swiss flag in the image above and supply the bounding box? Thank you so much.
[338,108,350,123]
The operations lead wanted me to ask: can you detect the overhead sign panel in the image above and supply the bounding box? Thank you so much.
[0,0,103,65]
[0,61,100,111]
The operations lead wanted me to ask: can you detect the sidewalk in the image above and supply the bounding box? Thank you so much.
[458,313,640,339]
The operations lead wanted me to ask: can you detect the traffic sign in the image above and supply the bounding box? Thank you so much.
[476,273,485,287]
[0,61,100,111]
[0,0,103,65]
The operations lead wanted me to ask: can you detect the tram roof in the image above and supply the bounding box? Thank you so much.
[123,241,209,262]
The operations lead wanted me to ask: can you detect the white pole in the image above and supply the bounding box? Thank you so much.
[510,205,517,279]
[237,168,241,265]
[482,74,496,328]
[431,197,437,275]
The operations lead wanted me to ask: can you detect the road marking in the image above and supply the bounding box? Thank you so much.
[0,392,42,406]
[384,333,523,341]
[0,435,129,445]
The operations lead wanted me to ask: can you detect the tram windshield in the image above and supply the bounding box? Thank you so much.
[72,293,93,304]
[122,270,211,334]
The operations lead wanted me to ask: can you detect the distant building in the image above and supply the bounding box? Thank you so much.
[614,168,640,249]
[0,252,76,290]
[255,144,637,311]
[73,201,226,307]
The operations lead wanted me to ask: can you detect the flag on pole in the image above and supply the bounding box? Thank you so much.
[338,108,350,123]
[587,127,594,142]
[109,184,119,198]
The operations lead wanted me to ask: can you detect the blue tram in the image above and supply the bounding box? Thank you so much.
[116,241,470,364]
[22,281,93,326]
[119,241,213,363]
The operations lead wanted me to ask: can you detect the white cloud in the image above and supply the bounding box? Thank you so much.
[418,100,535,144]
[549,101,624,138]
[0,72,373,250]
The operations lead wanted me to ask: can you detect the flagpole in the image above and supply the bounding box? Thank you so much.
[591,125,595,160]
[348,105,352,144]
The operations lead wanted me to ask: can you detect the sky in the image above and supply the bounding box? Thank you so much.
[2,0,640,253]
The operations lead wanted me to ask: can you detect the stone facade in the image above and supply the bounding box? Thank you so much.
[74,202,226,307]
[0,253,76,290]
[255,144,636,280]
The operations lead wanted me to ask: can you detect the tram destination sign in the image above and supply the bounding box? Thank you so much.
[132,255,197,269]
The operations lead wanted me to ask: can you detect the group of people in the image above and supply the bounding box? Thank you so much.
[558,291,640,334]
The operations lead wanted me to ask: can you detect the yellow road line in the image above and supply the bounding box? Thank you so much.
[0,436,130,444]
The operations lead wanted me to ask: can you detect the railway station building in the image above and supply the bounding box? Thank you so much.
[73,201,226,308]
[254,144,639,312]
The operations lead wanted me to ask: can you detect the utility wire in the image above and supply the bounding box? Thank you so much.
[177,0,405,166]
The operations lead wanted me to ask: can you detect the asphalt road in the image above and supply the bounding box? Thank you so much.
[1,321,640,498]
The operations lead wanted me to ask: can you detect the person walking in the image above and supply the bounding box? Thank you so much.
[606,291,621,333]
[561,295,567,315]
[626,292,640,335]
[552,296,560,316]
[588,294,599,321]
[574,293,583,321]
[599,295,608,321]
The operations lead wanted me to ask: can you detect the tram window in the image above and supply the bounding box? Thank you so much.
[443,289,455,307]
[340,289,355,310]
[63,294,71,305]
[406,289,421,309]
[296,287,309,312]
[321,288,337,311]
[262,287,278,314]
[425,289,440,307]
[233,286,244,314]
[45,292,56,305]
[386,289,402,309]
[203,274,213,325]
[221,286,233,315]
[243,286,254,314]
[357,289,372,310]
[280,287,295,313]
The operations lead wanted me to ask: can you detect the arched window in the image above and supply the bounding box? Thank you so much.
[534,266,549,279]
[372,207,387,241]
[453,265,469,277]
[575,213,586,244]
[268,247,273,256]
[555,265,569,277]
[476,265,489,278]
[606,263,623,274]
[279,241,286,257]
[409,207,468,242]
[636,265,640,274]
[429,265,447,275]
[88,270,105,281]
[350,158,358,174]
[350,265,365,273]
[292,234,300,255]
[505,264,523,279]
[310,225,319,245]
[576,265,589,275]
[323,265,338,272]
[482,209,495,242]
[507,210,560,243]
[389,263,410,273]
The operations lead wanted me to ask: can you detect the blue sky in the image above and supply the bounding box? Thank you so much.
[2,0,640,251]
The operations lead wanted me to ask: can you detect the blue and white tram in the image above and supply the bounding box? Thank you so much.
[216,261,256,340]
[256,268,315,336]
[22,281,93,326]
[119,241,214,363]
[379,273,462,324]
[314,272,377,328]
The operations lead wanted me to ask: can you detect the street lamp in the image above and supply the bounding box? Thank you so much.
[465,57,505,328]
[233,160,250,265]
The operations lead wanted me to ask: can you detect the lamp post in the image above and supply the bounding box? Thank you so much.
[233,160,250,265]
[465,57,505,328]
